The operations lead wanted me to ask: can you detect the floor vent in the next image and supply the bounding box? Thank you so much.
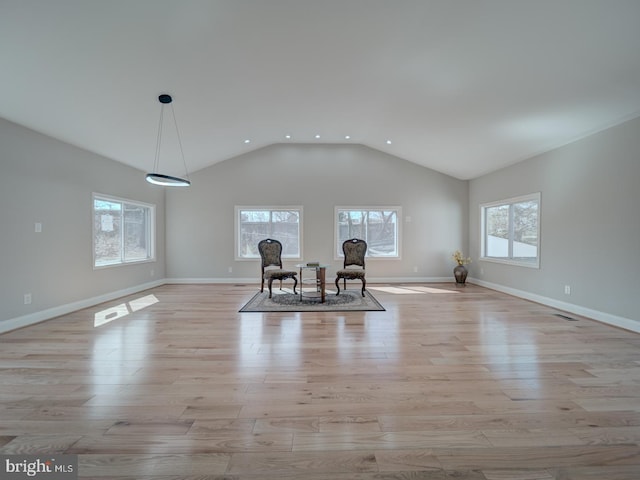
[234,284,247,287]
[554,313,577,321]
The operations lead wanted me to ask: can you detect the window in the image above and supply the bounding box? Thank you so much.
[236,206,302,259]
[335,207,401,259]
[93,193,155,267]
[480,192,540,267]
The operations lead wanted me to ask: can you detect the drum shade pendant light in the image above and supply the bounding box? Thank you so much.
[145,94,191,187]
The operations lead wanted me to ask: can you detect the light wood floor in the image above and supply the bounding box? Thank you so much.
[1,283,640,479]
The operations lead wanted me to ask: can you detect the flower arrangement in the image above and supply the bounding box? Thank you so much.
[452,250,471,266]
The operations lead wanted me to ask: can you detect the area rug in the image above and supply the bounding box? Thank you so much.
[239,289,385,312]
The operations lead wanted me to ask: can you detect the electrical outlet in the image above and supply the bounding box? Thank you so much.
[24,293,32,305]
[564,285,571,295]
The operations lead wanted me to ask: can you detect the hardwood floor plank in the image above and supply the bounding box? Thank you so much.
[78,453,230,476]
[188,418,256,435]
[238,400,485,418]
[68,433,294,454]
[252,417,320,434]
[481,428,587,447]
[569,426,640,445]
[0,434,83,454]
[104,419,194,436]
[373,448,442,471]
[378,411,640,432]
[482,470,556,480]
[574,397,640,412]
[0,436,16,448]
[553,465,640,479]
[23,405,188,422]
[433,445,640,469]
[226,451,378,474]
[292,431,492,451]
[0,419,113,436]
[318,415,382,433]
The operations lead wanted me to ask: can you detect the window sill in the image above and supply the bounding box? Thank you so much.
[94,258,156,270]
[480,257,540,269]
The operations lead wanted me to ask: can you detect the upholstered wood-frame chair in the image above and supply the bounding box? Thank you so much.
[335,238,367,297]
[258,238,298,298]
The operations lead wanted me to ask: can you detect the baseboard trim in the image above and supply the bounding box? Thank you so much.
[165,277,257,284]
[0,279,165,334]
[371,276,452,283]
[469,277,640,334]
[164,276,452,285]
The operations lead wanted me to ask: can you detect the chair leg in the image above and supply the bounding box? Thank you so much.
[292,277,298,295]
[361,278,366,297]
[335,277,341,296]
[268,278,274,298]
[261,277,264,293]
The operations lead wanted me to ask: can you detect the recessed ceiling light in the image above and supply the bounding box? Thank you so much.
[285,135,292,140]
[386,139,392,145]
[244,139,251,144]
[345,135,351,140]
[315,134,321,139]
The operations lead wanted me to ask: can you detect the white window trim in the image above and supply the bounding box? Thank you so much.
[480,192,541,269]
[235,205,304,261]
[334,206,402,260]
[92,193,156,269]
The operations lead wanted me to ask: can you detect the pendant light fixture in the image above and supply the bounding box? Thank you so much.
[145,94,191,187]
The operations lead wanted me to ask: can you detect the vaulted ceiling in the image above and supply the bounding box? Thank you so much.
[2,0,640,180]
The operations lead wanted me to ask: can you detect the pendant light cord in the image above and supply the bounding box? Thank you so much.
[170,103,191,182]
[153,104,165,173]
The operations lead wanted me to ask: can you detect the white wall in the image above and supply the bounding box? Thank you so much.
[0,118,166,332]
[165,143,468,283]
[469,116,640,329]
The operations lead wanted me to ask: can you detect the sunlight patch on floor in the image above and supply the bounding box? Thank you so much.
[129,294,160,311]
[367,286,423,294]
[94,294,159,327]
[368,285,459,295]
[403,286,460,294]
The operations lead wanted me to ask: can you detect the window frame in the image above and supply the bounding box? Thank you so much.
[334,206,402,260]
[235,206,303,261]
[480,192,541,268]
[92,193,156,269]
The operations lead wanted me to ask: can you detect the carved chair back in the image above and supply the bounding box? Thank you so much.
[258,238,284,269]
[342,238,367,269]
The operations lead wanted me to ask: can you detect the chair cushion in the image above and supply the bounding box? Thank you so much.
[336,269,365,280]
[264,270,297,280]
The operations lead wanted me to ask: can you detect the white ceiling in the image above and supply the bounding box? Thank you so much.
[2,0,640,180]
